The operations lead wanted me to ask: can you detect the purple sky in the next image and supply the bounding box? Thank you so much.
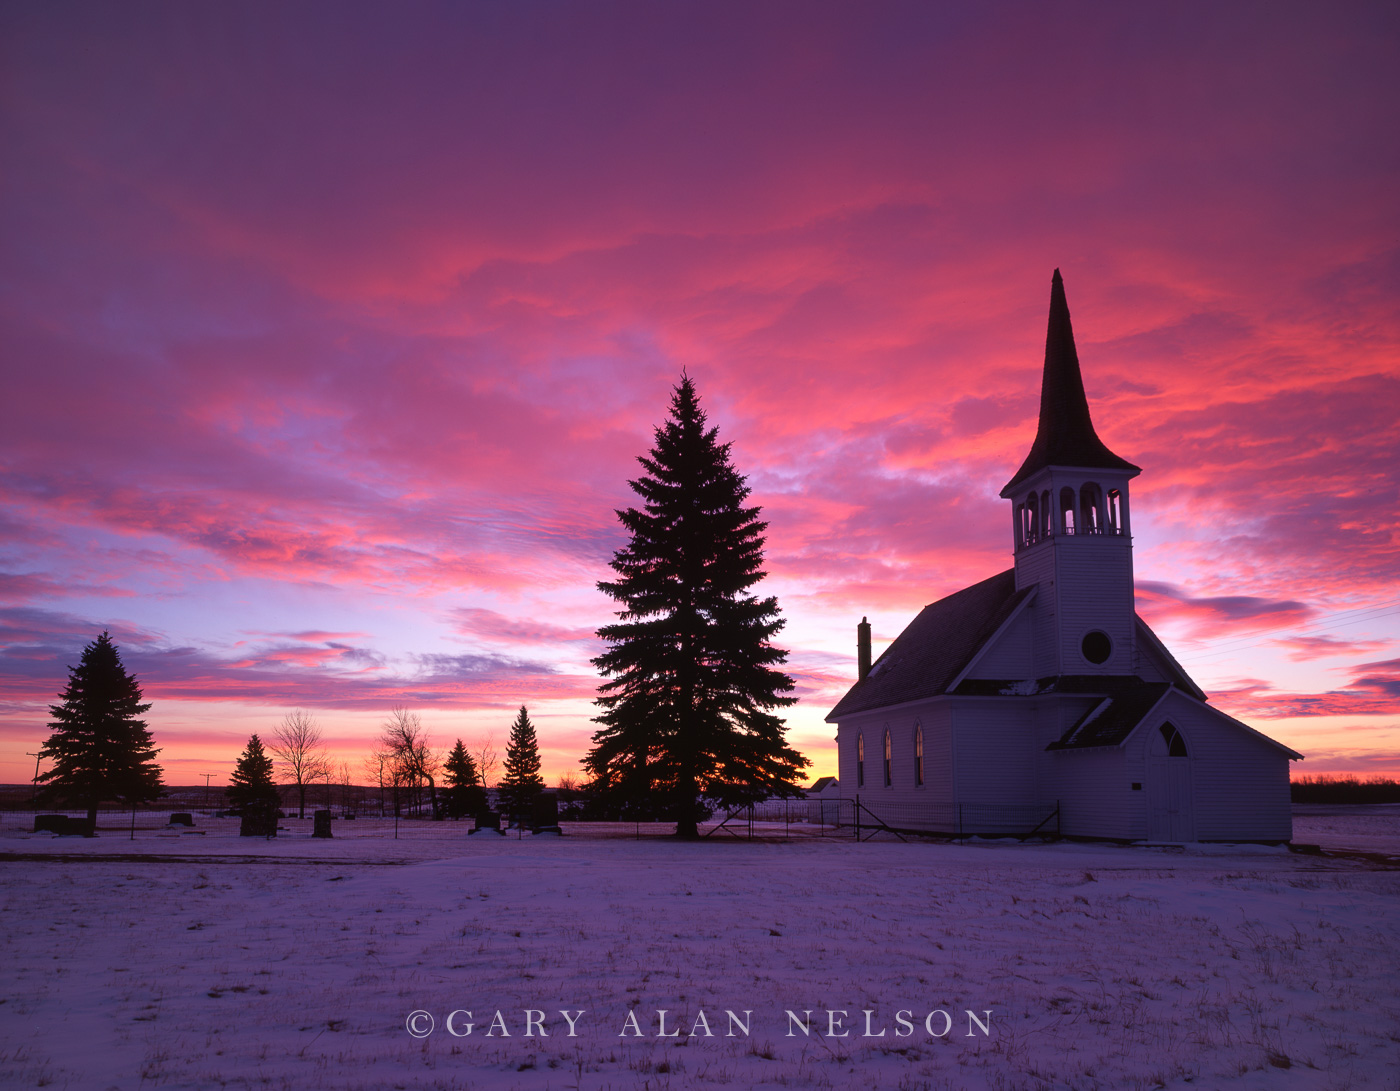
[2,2,1398,785]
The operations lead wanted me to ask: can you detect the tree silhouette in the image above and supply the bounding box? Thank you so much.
[270,708,329,818]
[38,631,163,830]
[498,706,544,818]
[443,738,487,818]
[377,707,440,817]
[227,734,280,812]
[585,376,808,837]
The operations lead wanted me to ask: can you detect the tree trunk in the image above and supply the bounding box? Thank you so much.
[674,774,700,839]
[298,782,307,819]
[86,800,98,836]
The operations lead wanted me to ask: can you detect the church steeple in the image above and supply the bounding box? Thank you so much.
[1001,269,1139,496]
[999,269,1141,676]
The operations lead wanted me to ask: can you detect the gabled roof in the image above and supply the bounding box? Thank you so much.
[1001,270,1139,495]
[825,569,1032,721]
[1134,615,1206,700]
[1047,680,1172,749]
[1044,679,1304,758]
[807,776,837,793]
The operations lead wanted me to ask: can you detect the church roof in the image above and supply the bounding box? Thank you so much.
[1001,270,1140,495]
[825,569,1032,720]
[1045,680,1173,749]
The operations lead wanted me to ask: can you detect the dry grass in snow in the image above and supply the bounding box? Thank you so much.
[2,817,1399,1090]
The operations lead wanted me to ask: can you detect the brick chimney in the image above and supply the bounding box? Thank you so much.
[857,617,871,681]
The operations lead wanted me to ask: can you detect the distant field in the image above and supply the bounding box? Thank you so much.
[4,816,1398,1090]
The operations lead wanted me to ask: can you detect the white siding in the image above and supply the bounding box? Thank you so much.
[1049,535,1136,675]
[1138,693,1293,842]
[946,698,1059,834]
[1047,748,1132,838]
[837,702,955,832]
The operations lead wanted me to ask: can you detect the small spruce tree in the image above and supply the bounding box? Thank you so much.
[498,706,544,818]
[443,738,487,818]
[38,631,164,830]
[227,734,280,813]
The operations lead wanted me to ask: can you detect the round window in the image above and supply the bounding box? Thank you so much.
[1081,630,1112,665]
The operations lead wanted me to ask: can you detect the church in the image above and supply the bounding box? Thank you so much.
[825,271,1301,843]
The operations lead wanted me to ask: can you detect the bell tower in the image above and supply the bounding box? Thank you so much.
[999,270,1141,677]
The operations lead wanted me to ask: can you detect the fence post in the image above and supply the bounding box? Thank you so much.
[855,794,861,841]
[130,803,136,841]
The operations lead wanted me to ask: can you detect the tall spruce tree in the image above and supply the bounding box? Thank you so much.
[443,738,487,818]
[38,631,164,830]
[498,706,544,818]
[227,734,280,812]
[586,376,809,837]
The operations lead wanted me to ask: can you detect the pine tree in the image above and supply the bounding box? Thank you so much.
[443,738,487,818]
[38,631,164,830]
[586,376,809,837]
[498,706,544,818]
[227,734,280,813]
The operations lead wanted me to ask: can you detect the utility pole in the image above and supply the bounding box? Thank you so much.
[200,773,215,815]
[25,752,42,809]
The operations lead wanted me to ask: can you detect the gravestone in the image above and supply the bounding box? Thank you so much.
[169,813,194,827]
[469,809,504,835]
[531,792,562,835]
[312,810,333,838]
[35,814,94,836]
[239,801,277,838]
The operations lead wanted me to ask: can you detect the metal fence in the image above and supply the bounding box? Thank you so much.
[829,797,1061,839]
[1,797,1060,842]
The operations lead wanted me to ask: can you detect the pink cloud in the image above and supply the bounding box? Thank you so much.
[1136,582,1316,637]
[1273,635,1393,662]
[450,608,599,646]
[0,4,1396,779]
[1212,658,1400,720]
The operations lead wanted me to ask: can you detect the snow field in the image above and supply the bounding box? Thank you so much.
[2,830,1398,1090]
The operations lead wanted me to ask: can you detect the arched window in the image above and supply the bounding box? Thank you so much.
[1060,487,1076,534]
[1159,722,1188,757]
[1041,490,1052,538]
[856,733,865,788]
[1014,503,1026,549]
[1080,482,1103,534]
[1026,493,1040,545]
[883,729,892,787]
[914,723,924,787]
[1107,489,1124,535]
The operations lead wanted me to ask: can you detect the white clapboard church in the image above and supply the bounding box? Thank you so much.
[826,271,1301,842]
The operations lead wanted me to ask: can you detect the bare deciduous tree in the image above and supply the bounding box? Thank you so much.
[271,709,330,819]
[362,750,392,817]
[474,733,499,790]
[380,706,441,818]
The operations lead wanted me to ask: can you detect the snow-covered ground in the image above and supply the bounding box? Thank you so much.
[3,813,1398,1090]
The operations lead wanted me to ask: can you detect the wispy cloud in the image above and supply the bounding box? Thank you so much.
[1136,582,1315,637]
[0,3,1397,776]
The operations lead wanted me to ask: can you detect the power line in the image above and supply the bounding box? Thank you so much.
[1173,598,1400,663]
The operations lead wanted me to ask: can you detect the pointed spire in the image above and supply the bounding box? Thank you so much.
[1001,270,1139,495]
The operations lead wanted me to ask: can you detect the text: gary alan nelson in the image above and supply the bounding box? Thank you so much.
[403,1008,994,1039]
